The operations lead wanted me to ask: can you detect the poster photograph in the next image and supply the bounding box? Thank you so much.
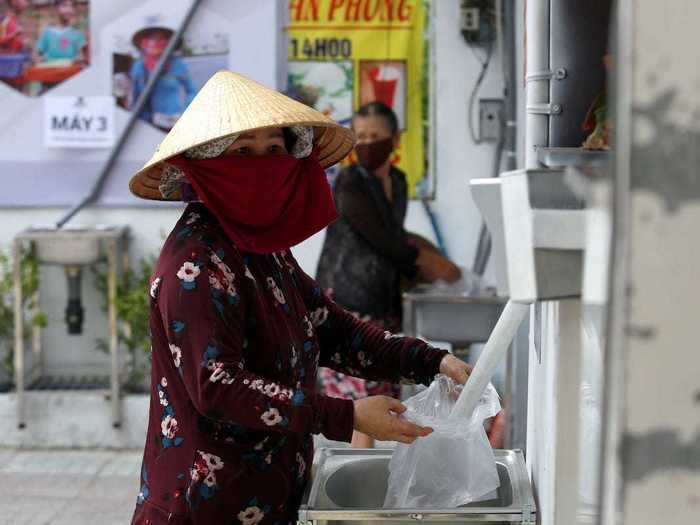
[359,60,407,130]
[288,60,353,126]
[107,7,229,132]
[0,0,89,97]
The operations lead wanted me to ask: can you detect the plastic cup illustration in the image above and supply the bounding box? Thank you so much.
[368,65,400,108]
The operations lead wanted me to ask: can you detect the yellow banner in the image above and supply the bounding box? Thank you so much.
[287,0,425,195]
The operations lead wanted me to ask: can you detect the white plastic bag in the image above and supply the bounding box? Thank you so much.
[384,376,501,509]
[429,267,484,296]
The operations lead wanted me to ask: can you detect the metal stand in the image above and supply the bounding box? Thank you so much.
[13,226,129,429]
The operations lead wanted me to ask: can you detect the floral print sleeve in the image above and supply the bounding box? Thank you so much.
[156,245,353,442]
[284,252,448,386]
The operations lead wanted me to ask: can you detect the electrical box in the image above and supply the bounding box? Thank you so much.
[461,6,480,32]
[460,0,496,46]
[479,98,504,142]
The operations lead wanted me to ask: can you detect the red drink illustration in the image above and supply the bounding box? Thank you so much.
[368,65,399,108]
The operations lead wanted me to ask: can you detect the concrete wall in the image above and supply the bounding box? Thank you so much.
[604,1,700,523]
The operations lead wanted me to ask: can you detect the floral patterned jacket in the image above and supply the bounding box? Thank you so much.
[131,203,448,525]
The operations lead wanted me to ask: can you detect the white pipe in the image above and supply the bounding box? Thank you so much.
[450,301,531,420]
[495,0,505,81]
[525,0,550,168]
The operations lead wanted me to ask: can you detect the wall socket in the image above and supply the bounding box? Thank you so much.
[460,6,480,32]
[479,98,504,142]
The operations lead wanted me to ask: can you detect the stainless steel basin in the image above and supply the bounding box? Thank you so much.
[324,457,513,509]
[403,288,506,346]
[300,448,536,525]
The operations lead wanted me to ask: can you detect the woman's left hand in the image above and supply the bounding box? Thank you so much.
[439,354,472,384]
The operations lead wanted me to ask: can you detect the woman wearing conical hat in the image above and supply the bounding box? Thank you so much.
[129,70,471,525]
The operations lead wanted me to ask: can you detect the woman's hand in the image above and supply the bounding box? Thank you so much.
[406,232,441,255]
[439,354,472,385]
[416,250,462,283]
[353,396,433,444]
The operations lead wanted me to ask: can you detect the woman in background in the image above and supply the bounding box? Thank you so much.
[316,101,461,448]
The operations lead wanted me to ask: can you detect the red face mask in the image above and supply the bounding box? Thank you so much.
[167,152,338,254]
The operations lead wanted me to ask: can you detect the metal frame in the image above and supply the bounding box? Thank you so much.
[13,227,129,429]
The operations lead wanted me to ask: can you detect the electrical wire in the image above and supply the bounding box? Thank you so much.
[468,39,489,66]
[467,39,494,144]
[468,2,503,274]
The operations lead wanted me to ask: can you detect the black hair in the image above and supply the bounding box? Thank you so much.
[354,101,399,135]
[282,127,298,153]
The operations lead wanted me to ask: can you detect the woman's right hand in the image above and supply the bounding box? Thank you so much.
[416,250,462,283]
[353,396,433,444]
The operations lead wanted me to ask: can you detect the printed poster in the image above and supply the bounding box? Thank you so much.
[104,3,230,132]
[287,0,427,195]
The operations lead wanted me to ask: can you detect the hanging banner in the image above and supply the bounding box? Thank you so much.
[287,0,426,195]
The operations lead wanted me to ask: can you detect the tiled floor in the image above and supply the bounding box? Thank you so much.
[0,449,142,525]
[0,439,388,524]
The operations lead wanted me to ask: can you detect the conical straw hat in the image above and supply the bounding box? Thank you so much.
[129,70,355,200]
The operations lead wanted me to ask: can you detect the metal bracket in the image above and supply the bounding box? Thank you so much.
[525,68,567,82]
[527,103,563,115]
[526,69,552,82]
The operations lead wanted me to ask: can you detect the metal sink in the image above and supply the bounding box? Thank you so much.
[324,457,513,509]
[300,448,536,525]
[403,288,506,347]
[25,226,119,266]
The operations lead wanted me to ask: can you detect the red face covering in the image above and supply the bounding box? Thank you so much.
[167,152,338,254]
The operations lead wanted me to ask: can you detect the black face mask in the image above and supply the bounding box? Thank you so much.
[355,137,394,171]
